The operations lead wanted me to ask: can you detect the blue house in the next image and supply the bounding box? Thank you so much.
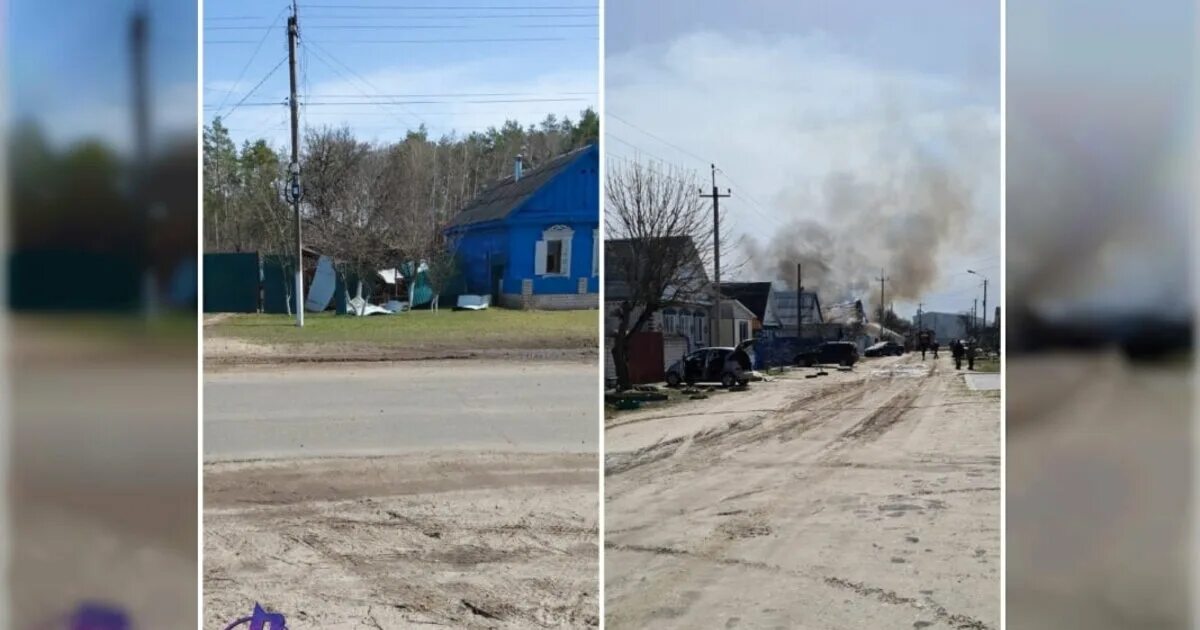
[445,144,599,310]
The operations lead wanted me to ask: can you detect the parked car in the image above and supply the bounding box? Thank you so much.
[665,344,752,387]
[864,341,905,357]
[793,341,859,367]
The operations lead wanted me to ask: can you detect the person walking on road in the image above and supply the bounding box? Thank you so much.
[966,337,977,371]
[931,340,940,359]
[951,339,964,370]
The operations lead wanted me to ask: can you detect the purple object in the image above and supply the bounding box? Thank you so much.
[69,603,130,630]
[224,604,286,630]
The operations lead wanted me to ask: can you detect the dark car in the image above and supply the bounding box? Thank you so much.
[864,341,905,357]
[794,341,859,367]
[665,345,752,387]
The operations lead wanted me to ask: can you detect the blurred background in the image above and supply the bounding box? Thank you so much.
[1006,1,1195,628]
[3,0,197,626]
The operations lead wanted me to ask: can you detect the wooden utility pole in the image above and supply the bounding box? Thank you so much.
[286,2,304,326]
[699,164,730,346]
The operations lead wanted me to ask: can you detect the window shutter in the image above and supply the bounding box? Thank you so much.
[535,240,547,275]
[560,235,572,277]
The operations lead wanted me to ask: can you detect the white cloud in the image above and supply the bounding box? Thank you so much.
[606,31,999,316]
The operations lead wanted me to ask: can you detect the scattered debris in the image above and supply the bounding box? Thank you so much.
[304,255,337,312]
[455,294,491,310]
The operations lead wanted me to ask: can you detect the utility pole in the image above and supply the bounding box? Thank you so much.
[981,277,988,330]
[875,269,888,325]
[131,1,155,317]
[286,2,304,327]
[796,263,803,341]
[699,164,730,346]
[916,302,924,331]
[973,298,978,334]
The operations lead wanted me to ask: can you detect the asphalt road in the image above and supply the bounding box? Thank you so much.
[204,359,598,460]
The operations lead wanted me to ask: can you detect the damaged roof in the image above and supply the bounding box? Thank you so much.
[720,282,773,321]
[447,144,594,229]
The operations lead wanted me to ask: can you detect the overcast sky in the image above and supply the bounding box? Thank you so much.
[203,0,598,149]
[605,0,1000,319]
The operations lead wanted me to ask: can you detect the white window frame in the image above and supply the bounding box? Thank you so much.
[535,225,574,277]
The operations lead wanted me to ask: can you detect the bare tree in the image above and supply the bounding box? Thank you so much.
[606,159,716,391]
[423,235,460,312]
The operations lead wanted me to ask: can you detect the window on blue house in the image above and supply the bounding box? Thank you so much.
[546,240,563,274]
[536,225,573,277]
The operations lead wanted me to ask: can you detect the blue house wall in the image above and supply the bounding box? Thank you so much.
[448,145,599,308]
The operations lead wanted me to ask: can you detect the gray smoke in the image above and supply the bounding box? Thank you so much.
[744,133,977,313]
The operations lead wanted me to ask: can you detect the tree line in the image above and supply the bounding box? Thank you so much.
[203,109,598,303]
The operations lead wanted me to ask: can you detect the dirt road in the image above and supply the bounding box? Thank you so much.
[1006,352,1190,629]
[204,361,599,628]
[605,353,1000,629]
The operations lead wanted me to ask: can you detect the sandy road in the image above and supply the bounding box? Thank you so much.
[204,361,599,629]
[605,353,1000,629]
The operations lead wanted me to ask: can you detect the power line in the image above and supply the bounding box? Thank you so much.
[215,55,290,121]
[607,112,786,230]
[308,90,594,97]
[210,36,594,44]
[208,23,597,29]
[299,97,592,105]
[607,112,710,169]
[296,13,598,19]
[305,36,595,43]
[211,6,287,116]
[304,39,427,131]
[300,4,596,9]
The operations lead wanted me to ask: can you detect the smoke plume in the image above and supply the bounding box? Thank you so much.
[744,131,976,314]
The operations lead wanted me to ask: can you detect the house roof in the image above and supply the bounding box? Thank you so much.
[720,282,773,321]
[447,144,594,229]
[718,299,756,320]
[824,300,867,325]
[605,236,708,303]
[771,290,823,327]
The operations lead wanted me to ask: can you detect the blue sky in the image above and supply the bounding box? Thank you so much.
[605,0,1000,319]
[203,0,598,149]
[8,0,197,152]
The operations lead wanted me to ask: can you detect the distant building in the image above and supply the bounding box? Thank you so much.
[917,311,970,342]
[445,144,598,310]
[605,236,713,384]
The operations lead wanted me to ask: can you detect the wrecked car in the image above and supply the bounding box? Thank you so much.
[864,341,905,357]
[794,341,859,367]
[665,343,753,388]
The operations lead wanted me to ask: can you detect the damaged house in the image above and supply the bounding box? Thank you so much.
[444,144,599,310]
[605,236,713,385]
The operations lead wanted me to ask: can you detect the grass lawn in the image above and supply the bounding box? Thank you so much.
[971,358,1001,373]
[207,308,598,350]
